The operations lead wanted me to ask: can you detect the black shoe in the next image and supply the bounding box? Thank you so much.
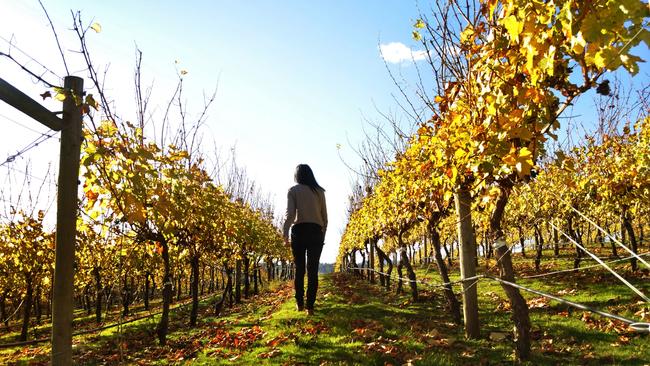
[296,304,304,311]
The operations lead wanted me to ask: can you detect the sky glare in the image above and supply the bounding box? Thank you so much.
[1,1,649,263]
[0,0,428,263]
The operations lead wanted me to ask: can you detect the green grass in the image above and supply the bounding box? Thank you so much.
[1,250,648,365]
[0,295,168,344]
[414,248,650,365]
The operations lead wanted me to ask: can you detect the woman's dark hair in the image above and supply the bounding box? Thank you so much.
[294,164,325,192]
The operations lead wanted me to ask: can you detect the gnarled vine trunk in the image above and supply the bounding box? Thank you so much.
[534,224,544,272]
[0,292,7,330]
[622,206,639,271]
[243,252,250,298]
[157,240,172,345]
[267,258,274,282]
[143,271,150,311]
[398,231,418,301]
[94,267,102,324]
[215,267,233,315]
[20,274,33,342]
[374,241,392,290]
[518,226,526,258]
[253,261,259,295]
[121,273,130,317]
[568,214,583,269]
[429,219,462,324]
[491,183,530,361]
[395,252,403,295]
[190,254,200,326]
[442,237,452,268]
[553,226,560,257]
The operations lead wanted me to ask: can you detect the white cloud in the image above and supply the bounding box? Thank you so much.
[379,42,428,64]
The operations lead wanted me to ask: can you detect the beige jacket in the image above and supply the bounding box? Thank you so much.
[282,184,327,240]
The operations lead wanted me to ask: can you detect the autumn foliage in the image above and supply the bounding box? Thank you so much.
[338,0,649,360]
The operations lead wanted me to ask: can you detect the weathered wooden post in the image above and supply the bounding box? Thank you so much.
[51,76,83,365]
[0,76,83,365]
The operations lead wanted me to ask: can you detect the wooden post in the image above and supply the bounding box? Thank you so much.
[51,76,83,365]
[0,78,63,131]
[454,187,480,338]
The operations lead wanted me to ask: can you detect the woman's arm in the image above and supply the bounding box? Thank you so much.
[321,190,328,236]
[282,188,296,241]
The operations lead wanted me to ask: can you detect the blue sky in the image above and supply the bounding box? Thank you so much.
[0,0,427,262]
[1,1,649,263]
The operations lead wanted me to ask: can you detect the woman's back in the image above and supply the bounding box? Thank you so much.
[285,183,327,231]
[283,164,327,315]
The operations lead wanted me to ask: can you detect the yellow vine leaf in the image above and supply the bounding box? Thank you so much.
[538,45,556,76]
[570,32,586,55]
[502,15,523,43]
[85,94,99,110]
[515,147,534,177]
[99,120,118,137]
[620,54,644,75]
[460,26,475,44]
[90,22,102,33]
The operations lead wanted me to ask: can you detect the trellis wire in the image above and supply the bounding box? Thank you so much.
[345,266,649,333]
[0,298,25,324]
[0,288,219,349]
[547,221,650,302]
[0,35,61,81]
[483,275,649,333]
[567,204,650,269]
[2,165,55,187]
[369,251,650,281]
[0,113,49,135]
[522,252,650,279]
[347,265,479,289]
[1,130,57,167]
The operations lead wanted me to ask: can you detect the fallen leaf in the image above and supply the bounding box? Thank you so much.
[257,348,281,358]
[489,331,509,341]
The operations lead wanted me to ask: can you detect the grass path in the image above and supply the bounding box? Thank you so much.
[195,268,649,366]
[191,273,466,365]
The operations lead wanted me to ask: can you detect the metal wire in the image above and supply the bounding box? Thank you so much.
[547,221,650,302]
[0,35,61,81]
[567,204,650,269]
[1,131,57,167]
[2,165,55,187]
[522,252,650,279]
[0,113,49,135]
[484,275,649,333]
[345,266,649,334]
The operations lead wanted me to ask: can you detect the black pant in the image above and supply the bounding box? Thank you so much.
[291,223,324,309]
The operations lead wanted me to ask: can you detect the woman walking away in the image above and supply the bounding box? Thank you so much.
[283,164,327,316]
